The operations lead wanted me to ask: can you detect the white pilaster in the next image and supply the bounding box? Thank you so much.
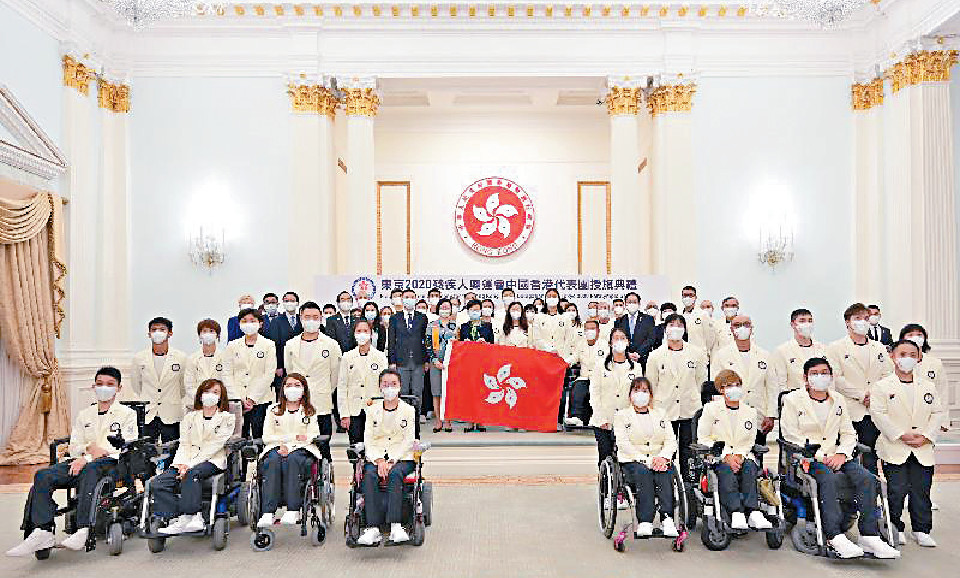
[853,91,884,303]
[607,77,649,275]
[342,77,379,274]
[97,100,130,352]
[652,112,695,293]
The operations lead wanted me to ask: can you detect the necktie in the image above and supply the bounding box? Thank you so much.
[407,314,413,330]
[630,314,636,335]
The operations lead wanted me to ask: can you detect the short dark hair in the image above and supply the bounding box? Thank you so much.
[624,292,640,301]
[803,357,832,376]
[790,308,812,323]
[867,304,880,311]
[283,291,299,302]
[336,291,352,301]
[263,292,278,301]
[660,302,677,312]
[428,287,442,296]
[437,298,452,312]
[300,301,322,314]
[402,288,416,296]
[390,289,402,296]
[681,285,696,294]
[843,302,868,321]
[502,288,515,295]
[721,296,737,306]
[95,366,122,385]
[322,303,337,313]
[481,298,494,307]
[466,299,482,310]
[148,316,173,331]
[379,368,403,385]
[898,323,931,353]
[238,308,261,322]
[613,298,624,305]
[890,339,921,354]
[197,318,221,337]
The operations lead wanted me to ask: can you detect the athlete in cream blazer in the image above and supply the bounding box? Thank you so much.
[679,308,715,357]
[262,404,325,461]
[184,349,232,399]
[533,312,568,354]
[565,335,609,382]
[647,343,708,423]
[338,346,388,443]
[826,336,893,423]
[285,332,342,416]
[711,344,778,422]
[871,373,944,468]
[780,388,857,462]
[130,346,188,435]
[697,398,760,459]
[226,333,278,405]
[70,402,139,462]
[773,338,828,393]
[613,406,677,465]
[588,360,637,428]
[172,409,236,470]
[364,398,417,463]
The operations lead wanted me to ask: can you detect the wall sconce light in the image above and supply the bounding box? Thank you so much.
[189,226,225,271]
[758,223,794,268]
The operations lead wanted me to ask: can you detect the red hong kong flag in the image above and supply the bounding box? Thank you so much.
[444,341,568,432]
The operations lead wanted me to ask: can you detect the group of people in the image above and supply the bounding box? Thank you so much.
[4,283,952,559]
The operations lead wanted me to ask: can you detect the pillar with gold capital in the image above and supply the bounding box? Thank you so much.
[287,75,339,290]
[341,77,379,274]
[606,76,651,275]
[851,77,884,304]
[649,74,697,293]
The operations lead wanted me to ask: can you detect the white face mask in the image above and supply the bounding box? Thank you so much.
[364,310,377,321]
[868,314,880,326]
[201,391,220,407]
[545,297,559,308]
[681,297,696,308]
[612,340,628,353]
[200,332,217,346]
[439,309,452,318]
[510,310,521,320]
[733,326,751,341]
[599,309,610,319]
[564,310,577,320]
[428,297,440,306]
[381,315,391,325]
[240,322,259,336]
[631,390,650,407]
[481,307,493,317]
[808,374,831,392]
[895,356,918,373]
[355,332,371,345]
[850,319,870,336]
[587,308,598,318]
[94,385,117,402]
[283,301,298,313]
[796,322,814,338]
[264,303,278,315]
[702,307,714,316]
[403,298,416,310]
[239,302,255,312]
[391,297,403,307]
[613,305,625,316]
[525,311,536,322]
[585,329,597,341]
[645,307,659,317]
[151,330,168,344]
[284,386,304,402]
[417,308,429,315]
[906,334,925,348]
[382,386,400,401]
[723,307,739,319]
[339,300,353,312]
[724,386,744,402]
[469,310,481,321]
[665,326,685,341]
[661,310,675,319]
[626,303,639,314]
[302,319,322,334]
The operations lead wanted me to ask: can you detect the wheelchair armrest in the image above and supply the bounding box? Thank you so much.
[689,443,713,455]
[49,437,71,465]
[412,440,432,454]
[853,443,872,457]
[311,435,331,448]
[752,444,770,456]
[240,439,264,461]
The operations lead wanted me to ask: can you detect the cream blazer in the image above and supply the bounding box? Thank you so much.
[130,347,189,425]
[648,344,708,422]
[917,355,948,402]
[697,399,760,459]
[285,333,342,415]
[226,335,278,404]
[870,374,944,467]
[826,336,893,422]
[588,359,638,427]
[498,326,531,348]
[337,347,389,417]
[172,410,236,470]
[613,407,678,466]
[772,339,828,394]
[563,323,586,358]
[69,402,139,461]
[565,339,609,382]
[364,399,417,462]
[261,403,324,460]
[532,312,568,354]
[711,344,778,418]
[779,389,857,461]
[184,349,232,400]
[680,309,716,356]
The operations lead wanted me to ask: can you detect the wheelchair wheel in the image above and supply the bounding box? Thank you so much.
[765,526,785,549]
[107,522,124,556]
[597,458,617,538]
[790,522,820,555]
[250,528,275,552]
[212,517,228,551]
[248,482,261,531]
[310,521,326,547]
[410,520,425,547]
[147,519,166,553]
[671,468,689,533]
[237,482,251,527]
[90,476,114,531]
[422,481,433,527]
[321,460,335,527]
[701,519,731,551]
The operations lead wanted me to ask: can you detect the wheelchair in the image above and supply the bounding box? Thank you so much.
[139,400,255,552]
[776,393,899,557]
[20,401,154,559]
[344,396,433,547]
[561,366,592,431]
[688,409,786,551]
[245,435,336,551]
[597,448,690,553]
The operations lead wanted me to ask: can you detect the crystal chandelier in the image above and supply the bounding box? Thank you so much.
[101,0,196,29]
[754,0,870,28]
[758,224,795,268]
[189,226,225,272]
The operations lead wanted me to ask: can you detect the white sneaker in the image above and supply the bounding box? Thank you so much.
[898,533,906,545]
[257,513,275,528]
[419,415,427,424]
[563,416,583,427]
[829,534,864,558]
[661,517,679,538]
[748,510,773,530]
[912,532,937,547]
[158,516,188,535]
[931,502,939,511]
[635,522,654,537]
[5,528,55,557]
[389,523,409,543]
[616,496,630,510]
[859,535,901,558]
[730,511,748,530]
[182,513,206,533]
[59,527,89,551]
[357,527,381,546]
[280,510,300,525]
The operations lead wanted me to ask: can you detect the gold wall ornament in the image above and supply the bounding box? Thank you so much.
[344,87,380,116]
[851,78,883,110]
[647,83,697,115]
[97,78,130,113]
[286,84,339,117]
[605,86,641,116]
[887,50,959,93]
[62,55,93,96]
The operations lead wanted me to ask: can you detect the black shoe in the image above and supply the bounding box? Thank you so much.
[432,427,442,433]
[444,427,452,433]
[463,426,477,433]
[476,426,487,432]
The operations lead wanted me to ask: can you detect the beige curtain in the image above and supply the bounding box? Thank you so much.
[0,186,68,464]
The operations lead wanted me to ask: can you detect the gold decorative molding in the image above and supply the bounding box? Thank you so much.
[286,83,339,116]
[887,50,959,93]
[851,78,883,111]
[97,78,130,113]
[344,87,380,116]
[605,86,641,116]
[647,82,697,115]
[62,55,93,96]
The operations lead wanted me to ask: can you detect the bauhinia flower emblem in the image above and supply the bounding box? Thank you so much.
[473,192,519,238]
[483,363,526,409]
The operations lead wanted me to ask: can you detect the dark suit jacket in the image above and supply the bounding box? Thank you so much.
[870,325,893,348]
[371,322,387,352]
[263,313,302,370]
[325,314,357,353]
[389,311,428,366]
[459,321,494,344]
[227,316,242,342]
[613,312,658,367]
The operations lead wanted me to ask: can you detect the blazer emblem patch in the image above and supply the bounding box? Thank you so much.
[625,422,631,429]
[659,420,666,428]
[927,370,936,380]
[257,351,265,358]
[171,363,180,372]
[371,363,379,371]
[302,416,312,424]
[215,363,223,371]
[744,421,753,430]
[924,393,934,404]
[322,350,330,358]
[877,353,884,360]
[687,361,696,369]
[758,361,767,370]
[400,419,408,428]
[628,374,636,381]
[695,318,701,325]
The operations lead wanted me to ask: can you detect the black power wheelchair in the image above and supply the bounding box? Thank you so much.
[343,396,433,548]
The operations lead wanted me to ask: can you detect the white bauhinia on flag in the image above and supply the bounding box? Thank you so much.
[482,363,527,409]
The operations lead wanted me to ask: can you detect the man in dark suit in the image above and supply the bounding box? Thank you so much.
[613,291,658,371]
[866,304,893,348]
[263,291,303,393]
[459,299,495,343]
[388,289,428,407]
[259,292,281,335]
[325,291,358,353]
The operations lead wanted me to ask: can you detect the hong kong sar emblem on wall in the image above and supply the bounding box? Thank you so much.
[455,177,535,257]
